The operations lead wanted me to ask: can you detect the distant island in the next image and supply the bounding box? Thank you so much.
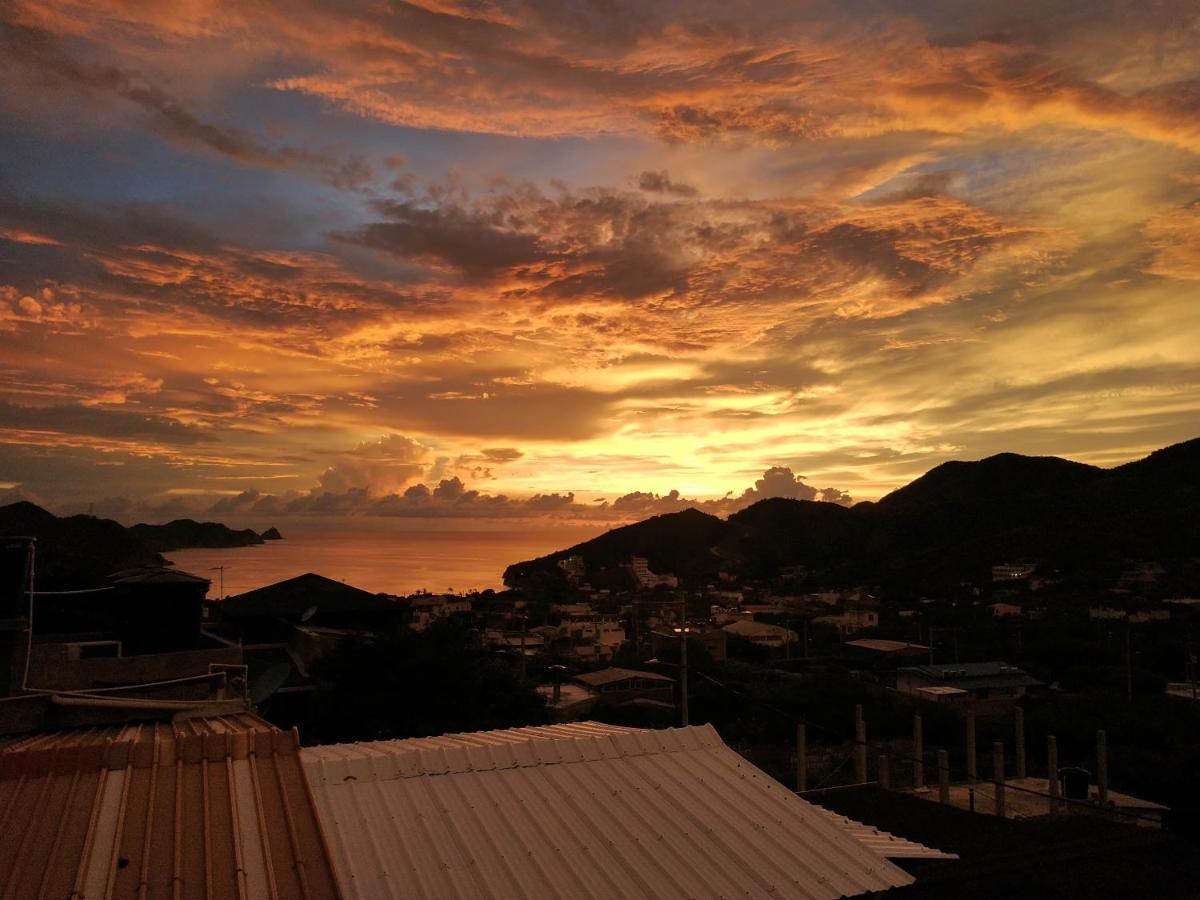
[0,501,280,589]
[505,437,1200,596]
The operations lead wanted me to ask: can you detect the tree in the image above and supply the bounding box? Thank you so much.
[304,617,546,743]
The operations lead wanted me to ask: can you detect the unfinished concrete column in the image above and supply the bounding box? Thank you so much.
[913,714,925,790]
[1097,730,1108,806]
[855,717,868,784]
[937,749,950,804]
[993,742,1006,818]
[966,712,977,784]
[1047,735,1060,813]
[1014,707,1026,779]
[796,724,807,793]
[879,754,890,790]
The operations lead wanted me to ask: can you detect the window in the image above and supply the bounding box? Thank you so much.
[66,641,122,660]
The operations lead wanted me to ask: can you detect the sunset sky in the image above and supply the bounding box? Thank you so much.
[1,1,1198,525]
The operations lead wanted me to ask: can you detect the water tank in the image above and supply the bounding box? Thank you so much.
[1059,766,1091,801]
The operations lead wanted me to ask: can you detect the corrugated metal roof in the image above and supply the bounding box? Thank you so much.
[0,713,341,899]
[302,722,916,900]
[845,639,929,654]
[804,802,958,860]
[573,667,673,687]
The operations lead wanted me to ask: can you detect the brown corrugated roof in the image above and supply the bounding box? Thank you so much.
[0,713,341,900]
[302,721,917,899]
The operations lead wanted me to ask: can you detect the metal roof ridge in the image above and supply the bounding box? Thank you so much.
[301,723,728,784]
[1,721,298,778]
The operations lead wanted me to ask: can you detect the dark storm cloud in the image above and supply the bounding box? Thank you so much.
[339,180,1021,313]
[637,171,699,197]
[340,199,546,277]
[0,401,215,443]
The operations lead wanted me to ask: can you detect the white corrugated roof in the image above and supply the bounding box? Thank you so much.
[804,803,958,860]
[302,722,916,900]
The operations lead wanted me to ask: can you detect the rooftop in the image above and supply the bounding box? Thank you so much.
[301,722,925,899]
[222,572,394,619]
[0,713,340,900]
[572,666,674,687]
[899,662,1041,688]
[846,639,931,654]
[722,619,798,638]
[108,565,211,586]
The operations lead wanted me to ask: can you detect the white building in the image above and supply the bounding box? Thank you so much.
[722,618,798,648]
[813,608,879,636]
[630,556,679,589]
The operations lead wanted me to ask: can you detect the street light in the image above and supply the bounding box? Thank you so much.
[673,621,691,727]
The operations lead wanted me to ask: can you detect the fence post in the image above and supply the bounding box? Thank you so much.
[966,712,977,784]
[1014,707,1026,779]
[937,749,950,804]
[913,714,925,790]
[1047,735,1060,814]
[993,742,1006,818]
[855,717,868,784]
[796,723,807,792]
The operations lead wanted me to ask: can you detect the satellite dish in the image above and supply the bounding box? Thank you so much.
[300,604,319,623]
[250,663,293,705]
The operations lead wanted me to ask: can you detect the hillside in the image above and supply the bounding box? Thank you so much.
[128,519,264,553]
[503,508,726,588]
[504,437,1200,593]
[0,502,266,590]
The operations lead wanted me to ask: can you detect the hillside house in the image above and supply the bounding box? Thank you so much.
[573,667,675,707]
[897,662,1040,716]
[722,618,799,649]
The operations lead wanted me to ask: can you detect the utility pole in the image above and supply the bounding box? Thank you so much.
[210,566,225,599]
[677,600,689,726]
[519,613,527,681]
[1188,640,1197,701]
[1125,625,1133,704]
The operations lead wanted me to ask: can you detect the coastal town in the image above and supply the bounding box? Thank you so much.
[4,485,1200,896]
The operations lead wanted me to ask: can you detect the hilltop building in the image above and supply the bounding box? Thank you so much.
[896,662,1041,716]
[650,624,728,662]
[629,555,679,589]
[1,554,245,733]
[992,562,1037,581]
[572,666,675,708]
[205,573,407,714]
[813,607,880,636]
[722,618,799,649]
[556,554,586,584]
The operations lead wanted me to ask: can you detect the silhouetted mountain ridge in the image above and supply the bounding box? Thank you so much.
[505,438,1200,592]
[0,503,264,589]
[128,519,264,553]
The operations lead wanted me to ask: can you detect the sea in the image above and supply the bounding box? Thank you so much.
[165,522,608,599]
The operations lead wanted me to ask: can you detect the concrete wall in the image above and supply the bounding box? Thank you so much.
[26,643,243,691]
